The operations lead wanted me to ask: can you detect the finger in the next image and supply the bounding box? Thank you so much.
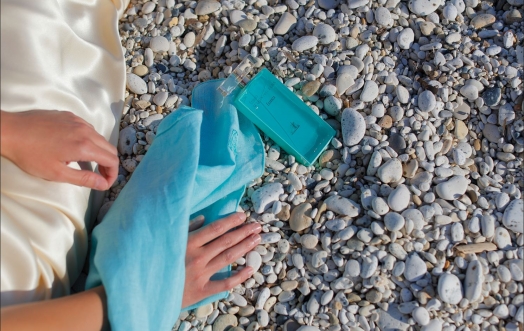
[89,133,118,156]
[58,166,112,190]
[204,267,254,295]
[203,222,261,260]
[98,164,119,189]
[188,213,246,248]
[206,233,261,274]
[73,140,120,179]
[189,215,205,232]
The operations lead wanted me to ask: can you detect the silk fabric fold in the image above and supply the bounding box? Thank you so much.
[1,0,128,306]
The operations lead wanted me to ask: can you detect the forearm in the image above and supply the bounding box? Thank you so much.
[1,286,108,331]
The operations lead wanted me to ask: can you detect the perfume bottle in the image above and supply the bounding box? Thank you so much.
[218,56,336,166]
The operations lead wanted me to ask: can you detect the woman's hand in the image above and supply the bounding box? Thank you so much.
[183,213,261,308]
[1,110,119,191]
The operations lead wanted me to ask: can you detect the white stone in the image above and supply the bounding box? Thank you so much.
[274,12,296,35]
[465,260,483,302]
[494,227,512,249]
[195,0,221,15]
[246,251,262,273]
[341,108,366,146]
[313,23,336,44]
[412,307,430,326]
[438,273,463,304]
[360,80,379,102]
[118,125,137,155]
[396,85,410,104]
[374,7,393,27]
[460,84,479,100]
[336,73,355,95]
[397,28,415,49]
[418,90,436,112]
[251,183,284,213]
[292,36,318,52]
[149,36,170,52]
[388,184,411,212]
[442,4,458,21]
[404,253,427,282]
[153,91,168,106]
[408,0,440,16]
[435,176,468,200]
[502,199,523,233]
[377,158,403,183]
[421,319,443,331]
[126,74,148,94]
[324,195,361,217]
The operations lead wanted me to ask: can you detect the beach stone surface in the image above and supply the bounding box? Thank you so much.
[115,0,524,329]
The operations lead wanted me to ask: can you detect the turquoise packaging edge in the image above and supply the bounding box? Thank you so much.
[233,68,336,166]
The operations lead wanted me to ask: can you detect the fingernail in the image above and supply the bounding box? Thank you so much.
[94,178,103,190]
[246,266,254,276]
[237,212,246,221]
[251,234,261,245]
[250,223,262,234]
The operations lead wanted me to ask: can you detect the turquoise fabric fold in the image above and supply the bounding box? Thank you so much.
[86,80,265,330]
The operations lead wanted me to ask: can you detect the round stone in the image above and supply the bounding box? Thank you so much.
[438,273,463,304]
[290,203,313,232]
[341,108,366,146]
[388,184,411,212]
[397,28,415,49]
[274,12,297,35]
[412,307,430,326]
[503,199,524,233]
[435,176,468,200]
[408,0,441,16]
[404,253,427,282]
[384,212,406,232]
[212,314,238,331]
[149,36,170,52]
[360,80,379,102]
[374,7,393,27]
[292,36,318,52]
[126,73,148,94]
[418,90,436,112]
[313,23,336,44]
[195,0,221,15]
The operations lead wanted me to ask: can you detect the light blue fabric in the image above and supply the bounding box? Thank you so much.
[86,80,265,331]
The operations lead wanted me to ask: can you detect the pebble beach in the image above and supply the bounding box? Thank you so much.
[103,0,524,330]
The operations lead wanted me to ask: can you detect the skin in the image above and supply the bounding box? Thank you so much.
[0,110,260,330]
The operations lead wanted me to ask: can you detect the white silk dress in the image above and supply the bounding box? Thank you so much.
[1,0,129,306]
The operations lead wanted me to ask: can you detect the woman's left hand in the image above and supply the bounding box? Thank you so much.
[182,213,261,308]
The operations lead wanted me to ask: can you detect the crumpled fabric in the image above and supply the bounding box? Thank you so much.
[86,80,265,330]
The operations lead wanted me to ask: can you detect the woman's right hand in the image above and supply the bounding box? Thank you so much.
[182,213,261,308]
[1,110,119,191]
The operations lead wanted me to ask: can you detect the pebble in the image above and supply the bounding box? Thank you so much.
[435,176,468,200]
[341,108,365,146]
[149,36,169,53]
[397,28,414,49]
[325,195,360,217]
[360,80,379,102]
[212,314,238,331]
[377,158,403,183]
[412,307,430,326]
[471,14,496,29]
[246,251,262,273]
[119,0,524,329]
[126,74,147,94]
[418,91,436,112]
[438,273,463,304]
[195,0,221,15]
[388,184,411,212]
[313,24,336,45]
[502,199,523,233]
[404,253,427,282]
[274,13,296,35]
[251,183,284,213]
[290,203,313,232]
[408,0,441,16]
[292,36,318,52]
